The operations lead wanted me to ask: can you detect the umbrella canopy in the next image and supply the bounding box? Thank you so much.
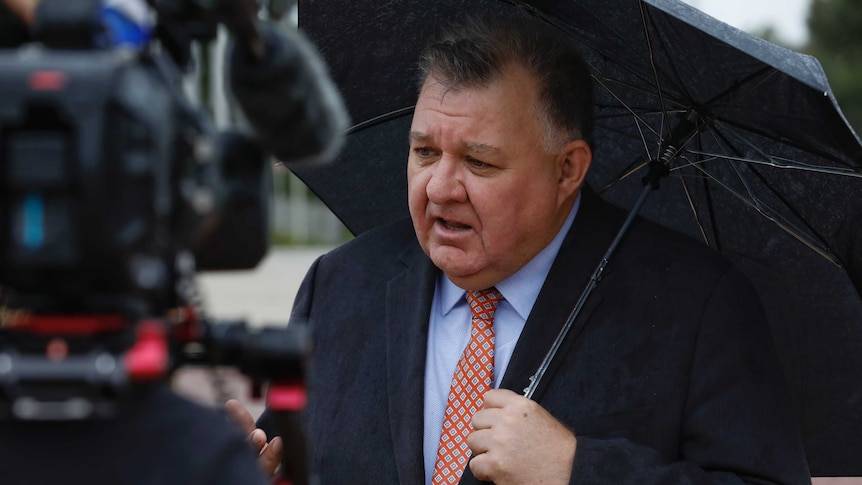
[294,0,862,475]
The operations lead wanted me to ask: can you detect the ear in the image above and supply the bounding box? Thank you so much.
[557,139,592,204]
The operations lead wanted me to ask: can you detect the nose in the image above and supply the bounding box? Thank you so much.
[426,155,467,204]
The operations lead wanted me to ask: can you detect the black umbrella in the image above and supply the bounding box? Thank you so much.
[294,0,862,475]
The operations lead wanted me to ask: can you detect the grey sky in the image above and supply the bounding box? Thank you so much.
[681,0,812,47]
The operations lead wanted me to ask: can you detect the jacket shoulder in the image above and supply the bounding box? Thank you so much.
[310,218,425,286]
[323,218,418,263]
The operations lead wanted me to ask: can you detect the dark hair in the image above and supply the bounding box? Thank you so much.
[417,12,594,149]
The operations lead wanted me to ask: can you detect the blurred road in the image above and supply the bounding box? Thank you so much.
[196,247,331,328]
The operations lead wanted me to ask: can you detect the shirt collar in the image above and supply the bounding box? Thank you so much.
[438,193,581,319]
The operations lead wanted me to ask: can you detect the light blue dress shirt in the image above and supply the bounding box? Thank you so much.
[422,195,581,483]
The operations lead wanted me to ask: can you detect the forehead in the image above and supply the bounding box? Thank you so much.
[410,67,545,149]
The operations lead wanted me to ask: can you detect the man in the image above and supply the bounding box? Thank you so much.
[238,12,811,484]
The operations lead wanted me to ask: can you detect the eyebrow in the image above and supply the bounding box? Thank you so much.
[464,141,505,159]
[409,131,506,159]
[409,131,433,145]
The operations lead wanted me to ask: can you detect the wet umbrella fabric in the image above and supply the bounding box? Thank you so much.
[294,0,862,474]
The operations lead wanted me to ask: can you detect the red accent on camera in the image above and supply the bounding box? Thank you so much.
[28,70,68,91]
[266,378,307,411]
[14,314,125,334]
[124,320,169,381]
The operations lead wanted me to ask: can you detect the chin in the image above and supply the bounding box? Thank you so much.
[432,256,477,279]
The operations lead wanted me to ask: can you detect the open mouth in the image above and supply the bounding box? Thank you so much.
[437,218,471,231]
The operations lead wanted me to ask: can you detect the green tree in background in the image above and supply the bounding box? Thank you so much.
[805,0,862,135]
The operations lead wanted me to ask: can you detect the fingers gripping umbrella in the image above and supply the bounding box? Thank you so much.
[294,0,862,474]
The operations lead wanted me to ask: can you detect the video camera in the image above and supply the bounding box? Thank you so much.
[0,2,335,462]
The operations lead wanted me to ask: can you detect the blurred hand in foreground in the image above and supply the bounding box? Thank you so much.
[225,399,283,478]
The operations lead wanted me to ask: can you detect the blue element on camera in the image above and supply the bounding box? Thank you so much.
[100,4,152,48]
[22,193,45,249]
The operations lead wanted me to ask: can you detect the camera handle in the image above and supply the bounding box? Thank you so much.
[266,378,311,485]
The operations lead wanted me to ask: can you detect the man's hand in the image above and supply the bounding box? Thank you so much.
[468,389,577,485]
[225,399,283,478]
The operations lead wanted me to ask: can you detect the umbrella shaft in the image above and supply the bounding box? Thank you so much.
[523,184,654,399]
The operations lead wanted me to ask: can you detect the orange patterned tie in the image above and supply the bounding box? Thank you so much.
[431,288,503,484]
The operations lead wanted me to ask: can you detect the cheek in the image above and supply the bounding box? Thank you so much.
[473,181,555,238]
[407,171,430,218]
[406,164,421,196]
[469,187,515,237]
[471,178,528,214]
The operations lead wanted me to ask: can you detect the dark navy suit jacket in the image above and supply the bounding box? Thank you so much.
[272,189,810,484]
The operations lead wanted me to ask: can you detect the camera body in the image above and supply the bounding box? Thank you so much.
[0,1,313,426]
[0,46,269,315]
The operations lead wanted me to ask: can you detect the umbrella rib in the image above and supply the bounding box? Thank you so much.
[592,75,661,160]
[710,116,856,168]
[595,157,651,194]
[676,118,861,178]
[678,167,711,246]
[593,76,688,110]
[638,0,670,154]
[685,149,862,179]
[726,161,839,264]
[727,153,767,216]
[596,108,688,121]
[345,106,415,135]
[638,6,699,110]
[592,111,652,194]
[670,151,835,263]
[687,132,719,248]
[688,66,857,174]
[691,164,840,266]
[691,118,862,177]
[634,114,651,160]
[692,130,721,251]
[700,156,723,251]
[701,66,777,108]
[592,73,663,141]
[671,124,840,261]
[694,123,840,254]
[745,163,837,253]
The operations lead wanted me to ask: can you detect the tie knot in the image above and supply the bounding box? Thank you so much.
[466,288,503,322]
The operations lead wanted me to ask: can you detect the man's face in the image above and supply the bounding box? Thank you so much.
[407,66,590,291]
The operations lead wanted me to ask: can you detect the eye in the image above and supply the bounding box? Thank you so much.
[467,157,488,169]
[413,147,435,158]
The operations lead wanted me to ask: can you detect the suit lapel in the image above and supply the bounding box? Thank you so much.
[499,189,623,401]
[386,241,437,484]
